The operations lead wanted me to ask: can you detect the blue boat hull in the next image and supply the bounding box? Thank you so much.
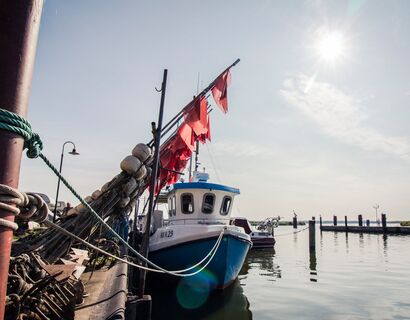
[148,234,251,290]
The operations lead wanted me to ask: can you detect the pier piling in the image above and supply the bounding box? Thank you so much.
[0,1,43,318]
[381,214,387,231]
[319,216,322,230]
[344,216,348,230]
[333,215,337,226]
[293,216,298,229]
[309,219,315,252]
[126,295,152,320]
[358,215,363,227]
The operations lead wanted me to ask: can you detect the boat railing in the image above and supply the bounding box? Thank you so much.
[163,218,230,226]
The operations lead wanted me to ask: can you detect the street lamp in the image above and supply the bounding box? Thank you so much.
[373,204,380,225]
[53,141,80,221]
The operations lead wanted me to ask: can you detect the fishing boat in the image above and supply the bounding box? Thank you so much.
[148,171,252,290]
[230,217,277,249]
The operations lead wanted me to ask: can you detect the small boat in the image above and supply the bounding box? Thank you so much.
[230,217,277,249]
[148,172,252,290]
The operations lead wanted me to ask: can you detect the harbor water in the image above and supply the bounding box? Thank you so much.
[148,225,410,320]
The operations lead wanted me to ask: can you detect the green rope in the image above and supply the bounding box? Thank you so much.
[0,108,214,275]
[0,108,43,158]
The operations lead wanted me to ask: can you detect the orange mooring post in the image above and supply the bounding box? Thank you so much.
[0,1,43,318]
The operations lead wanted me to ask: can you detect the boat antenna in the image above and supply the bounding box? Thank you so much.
[193,72,201,174]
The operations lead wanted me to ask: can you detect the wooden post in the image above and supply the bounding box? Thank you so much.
[333,215,337,226]
[344,216,348,230]
[381,213,387,232]
[358,214,363,227]
[319,216,322,230]
[293,216,298,229]
[309,220,315,252]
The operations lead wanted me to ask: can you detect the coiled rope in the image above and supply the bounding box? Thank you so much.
[0,108,224,276]
[0,185,49,231]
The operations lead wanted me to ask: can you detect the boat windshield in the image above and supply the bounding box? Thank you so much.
[181,193,194,214]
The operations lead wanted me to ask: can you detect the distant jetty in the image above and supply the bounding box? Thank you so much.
[320,214,410,235]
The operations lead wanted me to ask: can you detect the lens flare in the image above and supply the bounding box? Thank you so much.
[315,31,345,63]
[176,269,217,309]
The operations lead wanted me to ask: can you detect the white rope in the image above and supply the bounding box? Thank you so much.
[1,184,225,275]
[0,184,42,231]
[44,219,225,277]
[0,218,18,231]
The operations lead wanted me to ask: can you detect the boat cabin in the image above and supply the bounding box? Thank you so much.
[166,173,240,225]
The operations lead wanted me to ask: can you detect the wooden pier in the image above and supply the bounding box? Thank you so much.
[320,214,410,235]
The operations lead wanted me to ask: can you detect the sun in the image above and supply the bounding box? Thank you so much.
[315,30,345,64]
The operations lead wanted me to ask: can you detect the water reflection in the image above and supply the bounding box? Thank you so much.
[383,234,388,260]
[309,250,317,282]
[240,249,281,281]
[358,232,364,249]
[148,278,252,320]
[345,232,349,254]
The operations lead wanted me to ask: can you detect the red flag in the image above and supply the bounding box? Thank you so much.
[184,97,209,136]
[176,123,195,151]
[211,70,231,113]
[196,113,211,143]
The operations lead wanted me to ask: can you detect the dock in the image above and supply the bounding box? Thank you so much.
[320,225,410,234]
[319,214,410,235]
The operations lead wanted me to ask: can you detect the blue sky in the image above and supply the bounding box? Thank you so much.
[20,0,410,220]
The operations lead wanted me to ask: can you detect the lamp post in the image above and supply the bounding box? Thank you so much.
[373,204,380,226]
[53,141,79,222]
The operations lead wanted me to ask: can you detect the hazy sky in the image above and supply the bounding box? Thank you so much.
[20,0,410,220]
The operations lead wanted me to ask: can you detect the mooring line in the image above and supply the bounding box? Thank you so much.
[274,226,310,237]
[44,219,224,277]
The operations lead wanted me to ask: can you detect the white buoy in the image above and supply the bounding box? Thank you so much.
[123,178,138,195]
[120,155,142,175]
[75,203,85,213]
[119,197,130,208]
[134,165,147,181]
[67,208,78,216]
[101,181,111,192]
[91,189,102,200]
[132,143,152,162]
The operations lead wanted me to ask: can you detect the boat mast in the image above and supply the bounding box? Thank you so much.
[138,69,168,298]
[147,59,240,148]
[194,140,200,172]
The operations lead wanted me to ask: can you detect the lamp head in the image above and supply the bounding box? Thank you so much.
[69,148,80,155]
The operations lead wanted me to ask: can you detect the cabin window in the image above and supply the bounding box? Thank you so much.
[201,193,215,214]
[168,198,173,216]
[181,193,194,214]
[169,195,176,216]
[220,196,232,215]
[171,196,176,216]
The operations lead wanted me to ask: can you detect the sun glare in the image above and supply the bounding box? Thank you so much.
[315,31,345,63]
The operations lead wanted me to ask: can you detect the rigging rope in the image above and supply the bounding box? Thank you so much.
[0,108,225,276]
